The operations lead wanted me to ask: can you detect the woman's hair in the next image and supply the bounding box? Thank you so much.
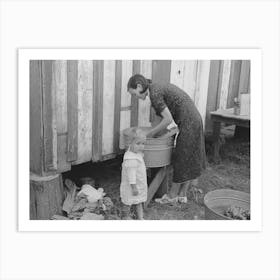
[127,74,151,94]
[126,127,146,146]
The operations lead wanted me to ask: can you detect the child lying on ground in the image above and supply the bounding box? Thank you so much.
[120,128,147,220]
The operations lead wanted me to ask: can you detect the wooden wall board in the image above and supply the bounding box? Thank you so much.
[102,60,116,156]
[75,60,93,164]
[119,110,131,149]
[205,60,222,132]
[138,60,152,127]
[53,60,71,172]
[151,60,171,124]
[120,60,133,107]
[170,60,185,89]
[193,60,211,127]
[119,61,133,149]
[92,60,104,162]
[182,61,198,100]
[227,60,242,108]
[66,60,78,162]
[238,60,250,95]
[218,60,231,109]
[30,61,43,175]
[113,60,122,153]
[131,60,141,127]
[42,60,56,173]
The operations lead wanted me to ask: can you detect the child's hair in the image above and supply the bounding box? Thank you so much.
[126,127,146,146]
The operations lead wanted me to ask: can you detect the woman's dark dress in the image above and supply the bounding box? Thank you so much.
[149,83,206,183]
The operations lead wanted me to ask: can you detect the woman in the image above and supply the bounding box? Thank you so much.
[127,74,206,204]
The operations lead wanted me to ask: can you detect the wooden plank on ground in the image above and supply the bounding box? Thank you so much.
[144,167,166,209]
[92,60,104,162]
[227,60,242,108]
[30,60,43,175]
[42,60,56,173]
[113,60,122,153]
[138,60,152,127]
[67,60,78,162]
[205,60,222,132]
[102,60,116,156]
[131,60,141,127]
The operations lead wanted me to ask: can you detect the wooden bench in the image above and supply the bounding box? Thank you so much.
[210,108,250,161]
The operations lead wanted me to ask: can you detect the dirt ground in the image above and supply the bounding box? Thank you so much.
[63,126,250,220]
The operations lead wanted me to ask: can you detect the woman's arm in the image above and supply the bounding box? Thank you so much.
[146,107,174,138]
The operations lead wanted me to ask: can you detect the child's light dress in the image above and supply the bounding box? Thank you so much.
[120,150,148,206]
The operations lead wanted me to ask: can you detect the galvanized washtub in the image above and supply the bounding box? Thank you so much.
[204,189,250,220]
[123,127,175,168]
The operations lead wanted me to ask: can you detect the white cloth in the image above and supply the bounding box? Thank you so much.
[120,150,148,206]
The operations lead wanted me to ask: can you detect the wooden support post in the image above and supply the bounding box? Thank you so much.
[30,173,64,220]
[212,121,221,162]
[144,167,167,209]
[155,165,172,198]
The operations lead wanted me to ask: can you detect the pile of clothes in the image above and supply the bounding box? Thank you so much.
[51,178,119,220]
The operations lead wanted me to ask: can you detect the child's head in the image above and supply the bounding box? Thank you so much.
[126,128,146,153]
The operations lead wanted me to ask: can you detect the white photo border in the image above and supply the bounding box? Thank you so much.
[18,48,262,232]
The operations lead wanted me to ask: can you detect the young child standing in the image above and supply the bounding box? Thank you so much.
[120,128,147,220]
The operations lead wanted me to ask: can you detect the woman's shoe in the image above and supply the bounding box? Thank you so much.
[178,196,188,204]
[155,194,179,204]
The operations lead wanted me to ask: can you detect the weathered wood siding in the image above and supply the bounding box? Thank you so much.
[30,59,250,175]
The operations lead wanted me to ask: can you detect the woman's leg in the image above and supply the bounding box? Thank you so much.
[136,203,144,220]
[179,180,191,197]
[168,182,181,199]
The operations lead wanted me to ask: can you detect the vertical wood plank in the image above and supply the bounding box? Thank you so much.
[205,60,222,132]
[119,61,133,149]
[131,60,141,127]
[67,60,78,162]
[113,60,122,153]
[193,60,211,127]
[42,60,56,173]
[227,60,242,108]
[238,60,250,95]
[170,60,185,89]
[75,60,93,164]
[102,60,116,156]
[53,60,71,173]
[151,60,171,124]
[138,60,152,127]
[30,60,43,175]
[218,60,231,109]
[182,60,198,100]
[92,60,104,162]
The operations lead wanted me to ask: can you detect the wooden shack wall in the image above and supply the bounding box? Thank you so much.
[30,59,250,175]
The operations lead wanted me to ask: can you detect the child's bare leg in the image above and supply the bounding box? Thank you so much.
[136,203,144,220]
[122,204,132,220]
